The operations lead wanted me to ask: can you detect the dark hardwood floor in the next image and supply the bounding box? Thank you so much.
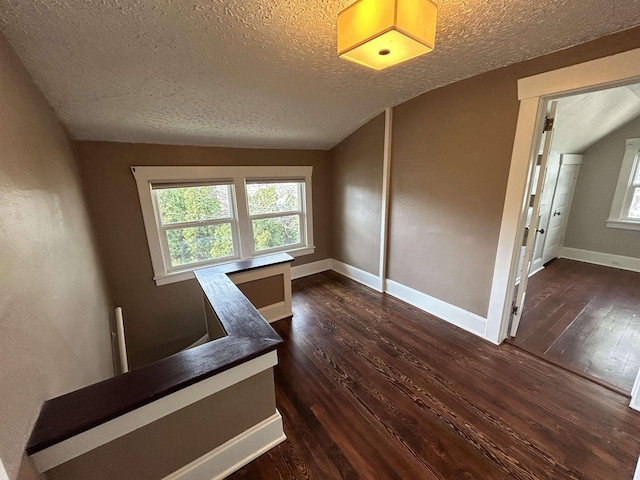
[511,259,640,394]
[230,271,640,480]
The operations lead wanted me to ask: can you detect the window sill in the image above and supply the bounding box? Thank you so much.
[153,245,316,286]
[606,219,640,232]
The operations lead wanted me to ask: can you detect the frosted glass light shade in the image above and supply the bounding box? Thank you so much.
[337,0,438,70]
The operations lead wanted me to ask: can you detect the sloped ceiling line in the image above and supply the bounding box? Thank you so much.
[1,0,640,149]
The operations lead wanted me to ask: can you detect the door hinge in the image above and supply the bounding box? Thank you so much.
[511,304,519,316]
[543,117,555,132]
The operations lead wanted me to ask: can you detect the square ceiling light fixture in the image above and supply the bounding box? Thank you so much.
[337,0,438,70]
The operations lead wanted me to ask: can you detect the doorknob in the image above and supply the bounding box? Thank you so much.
[536,228,545,234]
[553,210,561,216]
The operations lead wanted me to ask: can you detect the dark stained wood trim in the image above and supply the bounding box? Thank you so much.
[26,254,291,455]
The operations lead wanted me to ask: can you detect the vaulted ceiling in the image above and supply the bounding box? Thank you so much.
[553,82,640,154]
[1,0,640,149]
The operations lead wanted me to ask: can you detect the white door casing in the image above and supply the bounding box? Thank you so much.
[631,366,640,411]
[485,47,640,345]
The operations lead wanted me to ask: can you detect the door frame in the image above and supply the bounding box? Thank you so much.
[484,47,640,345]
[632,368,640,412]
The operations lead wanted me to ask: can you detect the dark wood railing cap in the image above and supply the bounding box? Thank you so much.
[26,253,292,455]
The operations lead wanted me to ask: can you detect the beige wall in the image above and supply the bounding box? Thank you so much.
[0,34,113,480]
[564,115,640,258]
[387,27,640,317]
[46,370,276,480]
[330,113,385,275]
[74,141,331,368]
[236,275,284,310]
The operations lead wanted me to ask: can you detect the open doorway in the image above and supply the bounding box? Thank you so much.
[508,82,640,395]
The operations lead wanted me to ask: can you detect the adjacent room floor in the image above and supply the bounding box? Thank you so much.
[510,258,640,395]
[230,271,640,480]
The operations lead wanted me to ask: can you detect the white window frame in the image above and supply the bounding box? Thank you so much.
[245,180,307,256]
[153,182,240,272]
[607,138,640,231]
[132,166,314,285]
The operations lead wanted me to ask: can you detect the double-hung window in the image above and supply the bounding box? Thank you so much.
[133,166,314,285]
[607,138,640,230]
[246,181,305,254]
[154,182,237,268]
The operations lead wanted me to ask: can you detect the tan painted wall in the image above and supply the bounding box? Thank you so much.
[330,113,385,275]
[74,141,331,368]
[236,275,284,310]
[564,115,640,258]
[0,34,113,479]
[388,27,640,317]
[46,370,276,480]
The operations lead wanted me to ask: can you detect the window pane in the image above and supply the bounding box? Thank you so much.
[246,182,300,216]
[628,188,640,219]
[156,185,231,225]
[166,223,234,267]
[253,215,301,251]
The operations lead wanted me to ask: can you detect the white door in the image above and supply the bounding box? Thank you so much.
[541,154,582,264]
[531,152,561,274]
[509,101,557,337]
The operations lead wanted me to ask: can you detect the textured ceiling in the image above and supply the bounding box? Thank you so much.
[1,1,640,150]
[553,82,640,154]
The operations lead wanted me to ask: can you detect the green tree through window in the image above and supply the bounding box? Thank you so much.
[247,183,302,251]
[156,185,234,266]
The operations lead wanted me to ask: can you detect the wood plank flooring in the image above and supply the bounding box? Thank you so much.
[230,271,640,480]
[511,259,640,394]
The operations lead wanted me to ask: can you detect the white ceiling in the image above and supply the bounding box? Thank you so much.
[553,83,640,153]
[1,0,640,150]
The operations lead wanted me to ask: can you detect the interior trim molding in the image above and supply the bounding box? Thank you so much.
[385,279,494,343]
[30,352,278,473]
[630,368,640,412]
[291,259,497,345]
[291,259,332,279]
[0,458,8,480]
[163,411,286,480]
[559,247,640,273]
[258,301,290,323]
[379,106,393,291]
[331,259,383,292]
[518,48,640,100]
[635,455,640,480]
[488,47,640,344]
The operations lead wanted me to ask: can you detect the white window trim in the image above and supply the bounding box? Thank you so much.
[154,183,240,273]
[132,166,315,286]
[607,138,640,231]
[246,180,307,257]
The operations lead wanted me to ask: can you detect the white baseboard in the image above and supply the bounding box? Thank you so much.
[631,369,640,412]
[634,456,640,480]
[164,411,286,480]
[560,247,640,273]
[330,259,383,292]
[515,263,546,286]
[0,458,8,480]
[291,259,332,279]
[258,302,291,323]
[385,279,492,342]
[291,259,494,345]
